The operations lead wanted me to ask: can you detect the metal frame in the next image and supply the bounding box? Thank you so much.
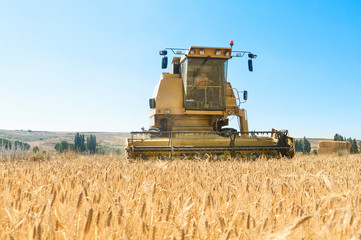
[128,130,293,158]
[131,130,288,135]
[162,48,188,55]
[231,51,252,58]
[161,48,256,58]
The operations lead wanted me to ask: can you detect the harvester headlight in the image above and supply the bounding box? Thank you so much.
[225,51,230,56]
[176,51,182,54]
[215,50,221,56]
[199,49,205,55]
[236,53,241,57]
[165,109,170,114]
[227,110,232,115]
[189,49,195,55]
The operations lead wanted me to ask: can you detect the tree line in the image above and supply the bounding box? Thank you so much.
[0,138,30,151]
[54,133,97,154]
[295,137,311,153]
[296,134,360,155]
[334,133,359,154]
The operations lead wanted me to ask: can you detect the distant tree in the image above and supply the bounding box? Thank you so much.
[54,143,61,152]
[295,137,311,153]
[0,138,11,149]
[295,139,303,152]
[311,149,318,155]
[54,141,73,153]
[61,141,69,152]
[0,138,30,151]
[350,139,358,154]
[359,141,361,153]
[14,141,30,151]
[303,137,311,153]
[87,134,97,154]
[33,146,40,153]
[74,133,86,152]
[334,133,346,141]
[334,134,341,141]
[74,133,80,151]
[81,135,85,152]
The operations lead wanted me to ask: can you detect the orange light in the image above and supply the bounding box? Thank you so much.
[230,40,234,47]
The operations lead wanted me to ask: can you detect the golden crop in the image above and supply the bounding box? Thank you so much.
[1,153,361,239]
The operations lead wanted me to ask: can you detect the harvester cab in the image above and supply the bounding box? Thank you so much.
[126,41,295,159]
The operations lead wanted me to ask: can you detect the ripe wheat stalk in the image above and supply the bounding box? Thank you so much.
[0,153,360,239]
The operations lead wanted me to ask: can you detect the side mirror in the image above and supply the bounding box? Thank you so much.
[149,98,156,109]
[248,59,253,72]
[162,56,168,69]
[243,90,248,101]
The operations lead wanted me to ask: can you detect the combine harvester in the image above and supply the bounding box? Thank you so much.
[126,41,295,159]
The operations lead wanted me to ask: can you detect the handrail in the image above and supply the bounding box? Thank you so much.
[131,130,288,135]
[232,88,241,108]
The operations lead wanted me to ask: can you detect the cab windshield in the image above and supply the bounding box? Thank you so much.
[181,57,227,110]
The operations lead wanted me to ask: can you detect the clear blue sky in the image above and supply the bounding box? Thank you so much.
[0,0,360,139]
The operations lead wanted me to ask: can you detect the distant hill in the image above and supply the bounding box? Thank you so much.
[0,129,129,152]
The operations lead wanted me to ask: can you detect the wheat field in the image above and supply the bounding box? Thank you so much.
[1,153,361,239]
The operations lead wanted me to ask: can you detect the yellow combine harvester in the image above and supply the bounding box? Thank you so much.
[126,41,295,159]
